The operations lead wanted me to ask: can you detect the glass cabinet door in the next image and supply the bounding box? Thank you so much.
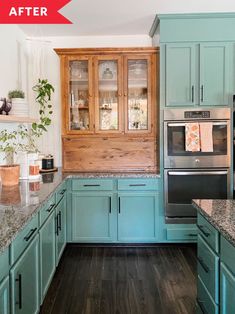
[125,56,152,133]
[68,57,93,133]
[95,56,122,133]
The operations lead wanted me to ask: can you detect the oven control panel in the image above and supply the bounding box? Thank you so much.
[184,111,210,119]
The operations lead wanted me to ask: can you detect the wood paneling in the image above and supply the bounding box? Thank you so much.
[62,136,156,172]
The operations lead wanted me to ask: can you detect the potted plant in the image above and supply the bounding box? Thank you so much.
[0,79,54,185]
[8,89,28,117]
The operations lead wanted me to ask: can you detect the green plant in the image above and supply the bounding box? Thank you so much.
[0,79,55,164]
[8,90,25,99]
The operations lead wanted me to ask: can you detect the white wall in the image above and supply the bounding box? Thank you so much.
[33,35,152,167]
[0,25,28,164]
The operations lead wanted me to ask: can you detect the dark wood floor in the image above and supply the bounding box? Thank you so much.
[40,244,197,314]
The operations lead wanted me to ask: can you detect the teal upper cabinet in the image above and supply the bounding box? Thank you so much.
[117,192,158,242]
[166,44,196,107]
[165,42,230,107]
[72,192,115,242]
[200,43,229,106]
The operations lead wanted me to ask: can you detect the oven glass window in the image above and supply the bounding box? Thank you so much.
[167,172,227,204]
[167,124,227,156]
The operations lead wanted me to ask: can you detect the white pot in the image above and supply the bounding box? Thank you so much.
[10,98,29,117]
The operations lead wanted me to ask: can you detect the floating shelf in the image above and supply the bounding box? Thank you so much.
[0,115,37,123]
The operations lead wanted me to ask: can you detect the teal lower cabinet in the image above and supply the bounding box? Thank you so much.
[0,276,10,314]
[55,195,67,263]
[10,235,39,314]
[39,211,56,303]
[197,276,219,314]
[220,263,235,314]
[118,192,158,242]
[72,192,115,242]
[166,224,197,242]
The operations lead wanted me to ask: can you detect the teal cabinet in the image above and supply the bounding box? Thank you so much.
[39,211,56,302]
[165,42,230,107]
[117,192,158,242]
[166,225,197,242]
[11,235,39,314]
[200,43,229,106]
[165,44,196,107]
[71,192,115,242]
[220,262,235,314]
[0,276,10,314]
[55,195,67,263]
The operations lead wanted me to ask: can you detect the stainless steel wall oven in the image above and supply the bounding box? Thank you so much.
[164,108,231,224]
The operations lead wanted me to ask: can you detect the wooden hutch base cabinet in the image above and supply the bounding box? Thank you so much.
[55,47,159,172]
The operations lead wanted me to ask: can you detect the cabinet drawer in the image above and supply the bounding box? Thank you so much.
[198,235,219,303]
[10,214,39,264]
[39,195,56,227]
[197,276,219,314]
[56,182,67,204]
[197,214,219,253]
[117,179,159,191]
[72,179,113,191]
[221,236,235,275]
[0,249,9,282]
[166,225,197,241]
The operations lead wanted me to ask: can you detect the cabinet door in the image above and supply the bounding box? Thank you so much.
[0,276,10,314]
[39,212,56,302]
[72,192,115,242]
[165,44,196,107]
[55,195,67,264]
[66,56,94,134]
[94,55,123,133]
[124,55,154,134]
[220,262,235,314]
[118,192,158,242]
[11,235,39,314]
[200,43,229,106]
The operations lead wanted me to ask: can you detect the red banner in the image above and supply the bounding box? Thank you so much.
[0,0,72,24]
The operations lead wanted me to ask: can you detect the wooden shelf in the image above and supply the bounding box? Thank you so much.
[0,115,37,123]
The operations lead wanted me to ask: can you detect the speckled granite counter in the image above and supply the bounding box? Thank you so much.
[193,199,235,247]
[0,170,160,253]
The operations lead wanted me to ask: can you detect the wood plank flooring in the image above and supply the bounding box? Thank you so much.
[40,244,197,314]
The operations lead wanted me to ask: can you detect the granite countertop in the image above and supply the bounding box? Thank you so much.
[0,170,160,253]
[193,199,235,247]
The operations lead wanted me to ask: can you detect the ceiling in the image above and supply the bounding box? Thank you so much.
[19,0,235,37]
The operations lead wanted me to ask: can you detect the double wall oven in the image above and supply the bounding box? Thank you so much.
[164,108,231,224]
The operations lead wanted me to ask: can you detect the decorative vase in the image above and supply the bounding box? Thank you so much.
[10,98,29,117]
[0,164,20,186]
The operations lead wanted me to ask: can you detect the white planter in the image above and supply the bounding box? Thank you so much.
[10,98,29,117]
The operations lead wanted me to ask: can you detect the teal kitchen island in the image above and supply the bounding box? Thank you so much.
[193,199,235,314]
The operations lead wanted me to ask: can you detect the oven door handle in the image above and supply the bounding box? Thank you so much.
[168,171,228,176]
[167,122,228,127]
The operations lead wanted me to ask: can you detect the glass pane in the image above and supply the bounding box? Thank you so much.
[69,60,90,130]
[168,172,227,204]
[128,59,148,130]
[167,124,227,156]
[98,60,118,130]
